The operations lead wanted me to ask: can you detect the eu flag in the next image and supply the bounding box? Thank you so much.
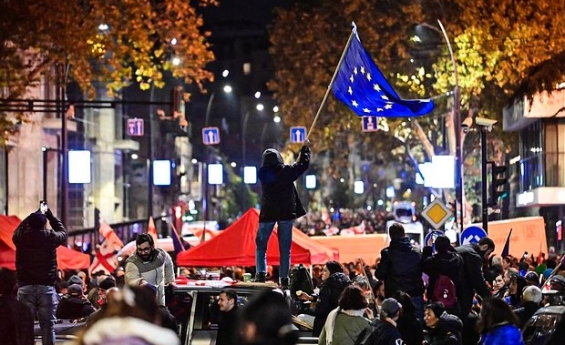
[332,25,435,117]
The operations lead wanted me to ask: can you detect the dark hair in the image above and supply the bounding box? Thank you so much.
[238,290,298,345]
[478,237,495,250]
[338,285,368,310]
[373,280,385,298]
[425,302,445,318]
[136,233,154,247]
[389,223,405,240]
[392,290,415,314]
[477,298,520,333]
[221,289,238,302]
[325,261,344,276]
[434,235,453,253]
[509,275,528,298]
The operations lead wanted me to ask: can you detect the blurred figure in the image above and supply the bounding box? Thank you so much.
[72,286,179,345]
[86,286,119,327]
[491,273,506,299]
[423,302,462,345]
[125,233,176,306]
[514,285,542,328]
[318,285,371,345]
[503,275,527,309]
[239,289,298,345]
[298,261,350,336]
[477,298,525,345]
[373,280,386,311]
[393,291,423,345]
[216,289,239,345]
[0,268,34,345]
[13,207,67,345]
[56,284,96,320]
[376,223,424,320]
[524,271,540,287]
[255,145,310,288]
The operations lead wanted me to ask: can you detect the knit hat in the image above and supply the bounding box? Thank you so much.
[381,298,402,317]
[68,284,83,296]
[27,212,47,229]
[98,277,116,290]
[68,275,83,286]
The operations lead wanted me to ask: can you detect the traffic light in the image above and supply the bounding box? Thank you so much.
[489,162,507,206]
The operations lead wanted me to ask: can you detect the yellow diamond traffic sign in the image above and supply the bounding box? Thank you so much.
[421,199,453,229]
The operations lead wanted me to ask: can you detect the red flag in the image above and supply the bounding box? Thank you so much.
[147,216,158,243]
[89,236,123,276]
[99,221,124,248]
[169,222,187,254]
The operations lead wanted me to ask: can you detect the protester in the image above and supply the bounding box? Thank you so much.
[86,286,119,326]
[373,280,386,311]
[56,284,96,320]
[360,298,405,345]
[422,235,463,317]
[12,207,67,345]
[491,273,507,299]
[422,302,463,345]
[514,285,542,328]
[318,285,371,345]
[503,275,527,309]
[238,289,299,345]
[0,268,34,345]
[477,298,525,345]
[455,237,494,316]
[393,291,423,345]
[376,222,424,319]
[216,289,239,345]
[125,233,176,306]
[298,260,350,336]
[255,144,310,288]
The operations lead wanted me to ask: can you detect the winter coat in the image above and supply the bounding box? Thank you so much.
[125,248,175,306]
[397,311,424,345]
[427,312,463,345]
[56,295,96,320]
[376,237,423,298]
[422,246,464,315]
[455,244,492,315]
[318,311,370,345]
[258,148,309,222]
[75,316,180,345]
[364,318,405,345]
[216,306,239,345]
[480,323,525,345]
[0,294,34,345]
[12,212,67,286]
[514,301,540,328]
[312,272,351,336]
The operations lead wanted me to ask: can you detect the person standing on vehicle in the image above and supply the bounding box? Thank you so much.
[125,233,175,307]
[13,206,67,345]
[216,289,239,345]
[376,222,424,320]
[255,144,311,288]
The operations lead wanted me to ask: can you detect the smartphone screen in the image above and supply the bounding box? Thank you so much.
[40,201,48,214]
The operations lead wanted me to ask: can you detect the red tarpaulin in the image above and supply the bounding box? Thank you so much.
[176,208,339,267]
[0,215,91,270]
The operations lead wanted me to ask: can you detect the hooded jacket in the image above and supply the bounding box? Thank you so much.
[258,148,309,222]
[125,248,175,306]
[56,295,96,320]
[428,312,463,345]
[12,212,67,286]
[455,244,492,315]
[312,272,350,336]
[376,237,423,298]
[422,246,464,314]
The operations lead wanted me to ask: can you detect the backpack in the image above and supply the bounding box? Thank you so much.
[432,274,457,309]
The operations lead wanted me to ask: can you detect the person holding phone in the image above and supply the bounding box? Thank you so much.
[12,203,67,345]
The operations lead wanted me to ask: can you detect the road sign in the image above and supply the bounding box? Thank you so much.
[460,225,487,246]
[362,116,379,132]
[127,118,144,136]
[290,126,307,143]
[424,230,445,246]
[421,199,452,229]
[202,127,220,145]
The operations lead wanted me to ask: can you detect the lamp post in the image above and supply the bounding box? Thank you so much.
[241,111,251,213]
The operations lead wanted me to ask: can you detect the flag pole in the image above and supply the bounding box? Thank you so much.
[305,24,357,141]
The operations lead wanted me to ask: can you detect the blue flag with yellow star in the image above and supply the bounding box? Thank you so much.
[332,25,434,117]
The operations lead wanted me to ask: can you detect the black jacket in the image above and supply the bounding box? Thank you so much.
[365,318,405,345]
[422,246,464,314]
[454,244,491,315]
[427,312,463,345]
[56,295,96,320]
[216,306,239,345]
[12,212,67,286]
[312,272,350,336]
[376,237,423,298]
[514,301,541,328]
[258,148,309,222]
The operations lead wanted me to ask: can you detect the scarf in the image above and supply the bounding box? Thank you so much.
[323,307,366,345]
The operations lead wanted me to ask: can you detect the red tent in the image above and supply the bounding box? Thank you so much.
[0,215,91,270]
[176,208,339,267]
